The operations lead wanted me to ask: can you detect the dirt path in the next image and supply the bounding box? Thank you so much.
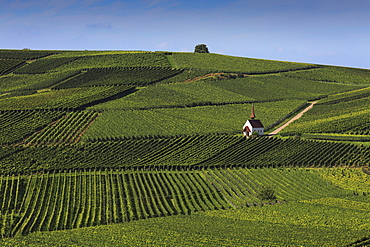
[183,73,223,83]
[269,101,318,135]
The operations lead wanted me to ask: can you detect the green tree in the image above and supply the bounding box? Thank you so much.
[194,44,210,53]
[257,185,277,201]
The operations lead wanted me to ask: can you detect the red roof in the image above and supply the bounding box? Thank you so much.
[248,120,264,128]
[243,126,251,132]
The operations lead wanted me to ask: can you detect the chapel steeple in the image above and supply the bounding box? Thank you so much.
[250,104,255,119]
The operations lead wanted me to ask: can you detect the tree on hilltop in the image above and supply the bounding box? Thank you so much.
[194,44,209,53]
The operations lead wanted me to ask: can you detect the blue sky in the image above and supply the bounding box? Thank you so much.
[1,0,370,69]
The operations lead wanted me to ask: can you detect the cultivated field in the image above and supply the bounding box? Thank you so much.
[0,49,369,246]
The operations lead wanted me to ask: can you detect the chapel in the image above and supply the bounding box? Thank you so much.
[242,104,264,137]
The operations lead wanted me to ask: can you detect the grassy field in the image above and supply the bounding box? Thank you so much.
[0,49,369,246]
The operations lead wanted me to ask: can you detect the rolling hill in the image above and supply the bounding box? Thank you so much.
[0,49,369,246]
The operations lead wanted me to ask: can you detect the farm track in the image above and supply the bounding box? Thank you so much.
[183,73,223,83]
[269,101,318,135]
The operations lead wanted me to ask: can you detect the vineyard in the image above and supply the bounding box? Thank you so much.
[14,57,79,74]
[53,67,184,88]
[0,110,66,145]
[0,72,81,92]
[0,60,25,75]
[170,52,319,73]
[0,135,368,174]
[0,49,369,246]
[315,167,370,193]
[280,90,370,135]
[24,111,100,146]
[54,52,172,71]
[0,50,56,60]
[86,75,361,110]
[0,169,368,246]
[0,85,134,110]
[318,86,370,105]
[282,66,370,85]
[0,168,355,237]
[84,100,306,137]
[199,75,361,102]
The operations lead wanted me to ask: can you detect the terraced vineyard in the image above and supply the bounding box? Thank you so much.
[0,49,369,246]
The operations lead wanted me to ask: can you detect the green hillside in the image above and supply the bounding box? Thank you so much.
[0,49,369,246]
